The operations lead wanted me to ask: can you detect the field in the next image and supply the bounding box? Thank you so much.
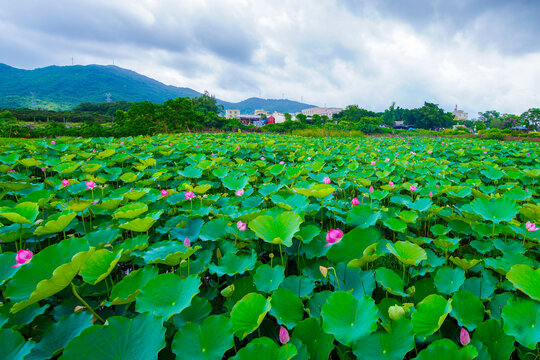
[0,133,538,360]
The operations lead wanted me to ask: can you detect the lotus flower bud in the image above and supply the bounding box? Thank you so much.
[220,284,235,298]
[388,305,406,320]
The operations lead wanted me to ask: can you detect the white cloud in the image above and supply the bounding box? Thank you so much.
[0,0,539,115]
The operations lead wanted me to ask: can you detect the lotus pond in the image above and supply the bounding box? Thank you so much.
[0,134,538,360]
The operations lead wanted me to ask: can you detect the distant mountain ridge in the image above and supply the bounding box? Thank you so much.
[0,63,315,114]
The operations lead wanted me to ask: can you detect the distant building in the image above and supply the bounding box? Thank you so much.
[267,115,275,124]
[238,114,261,126]
[302,107,343,117]
[254,109,269,117]
[452,105,468,121]
[270,112,287,124]
[225,109,240,119]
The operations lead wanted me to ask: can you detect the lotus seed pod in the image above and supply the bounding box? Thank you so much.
[388,305,406,320]
[406,286,416,296]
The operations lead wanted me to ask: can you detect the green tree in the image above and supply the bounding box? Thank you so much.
[475,121,486,131]
[520,108,540,129]
[192,91,224,115]
[381,103,396,126]
[333,105,377,123]
[284,113,292,121]
[296,113,307,124]
[404,102,453,130]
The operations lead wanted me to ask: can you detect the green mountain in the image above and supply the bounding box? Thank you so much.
[0,63,315,113]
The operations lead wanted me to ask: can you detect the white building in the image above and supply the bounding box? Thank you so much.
[302,107,343,117]
[452,105,468,121]
[270,112,287,123]
[254,109,269,117]
[225,109,240,119]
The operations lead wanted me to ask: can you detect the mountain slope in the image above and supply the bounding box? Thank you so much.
[0,63,315,113]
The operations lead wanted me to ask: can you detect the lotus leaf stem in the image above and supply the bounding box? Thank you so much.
[71,282,105,324]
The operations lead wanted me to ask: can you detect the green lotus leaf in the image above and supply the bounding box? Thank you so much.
[473,319,515,360]
[375,267,407,297]
[321,291,378,347]
[411,294,452,339]
[296,224,321,244]
[506,264,540,301]
[85,227,121,247]
[434,266,465,295]
[172,315,233,360]
[481,167,504,181]
[346,204,381,228]
[199,218,231,241]
[92,197,122,210]
[140,240,199,266]
[293,183,335,199]
[0,202,39,224]
[179,165,203,178]
[501,296,540,349]
[352,318,415,360]
[280,275,315,298]
[123,188,150,201]
[327,226,380,263]
[292,317,334,360]
[449,256,482,271]
[171,296,211,328]
[449,290,484,330]
[25,312,93,360]
[81,163,103,173]
[18,157,41,167]
[65,199,93,212]
[139,157,157,167]
[389,242,426,267]
[169,218,204,242]
[222,175,249,191]
[348,243,383,268]
[461,271,497,300]
[109,266,158,305]
[230,293,271,339]
[230,337,297,360]
[430,224,450,236]
[0,328,35,360]
[405,198,433,212]
[249,211,302,247]
[0,252,19,286]
[96,149,115,159]
[271,193,310,213]
[54,161,81,174]
[20,189,55,207]
[269,288,304,328]
[118,210,162,232]
[413,338,478,360]
[119,172,139,183]
[384,218,407,232]
[34,211,77,236]
[136,273,201,320]
[398,210,418,224]
[208,249,257,276]
[5,237,94,313]
[59,313,166,360]
[253,264,285,293]
[79,249,123,285]
[470,197,519,223]
[112,202,148,219]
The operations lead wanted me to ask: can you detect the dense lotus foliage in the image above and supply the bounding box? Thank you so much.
[0,133,538,360]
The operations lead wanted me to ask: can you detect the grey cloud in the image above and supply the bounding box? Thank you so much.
[340,0,540,54]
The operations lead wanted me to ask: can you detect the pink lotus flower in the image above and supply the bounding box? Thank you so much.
[51,140,56,145]
[355,147,359,151]
[323,177,331,184]
[370,160,376,166]
[526,221,538,231]
[195,144,199,147]
[377,149,381,152]
[169,143,173,146]
[527,152,530,156]
[395,152,399,155]
[237,221,247,231]
[280,161,285,165]
[441,142,444,145]
[184,237,191,247]
[352,198,359,206]
[460,328,470,346]
[236,146,240,150]
[369,186,374,194]
[410,185,417,192]
[325,229,343,247]
[389,181,394,186]
[260,157,265,161]
[161,189,169,197]
[429,191,433,197]
[436,184,439,189]
[92,149,96,153]
[185,191,195,200]
[7,169,16,173]
[120,141,124,145]
[428,150,433,154]
[279,326,290,344]
[62,179,70,186]
[385,158,390,162]
[481,146,485,149]
[41,167,46,172]
[211,153,215,156]
[307,157,311,160]
[12,249,33,268]
[483,151,487,154]
[85,181,97,190]
[235,188,245,197]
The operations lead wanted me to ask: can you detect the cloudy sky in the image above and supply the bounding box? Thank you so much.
[1,0,539,116]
